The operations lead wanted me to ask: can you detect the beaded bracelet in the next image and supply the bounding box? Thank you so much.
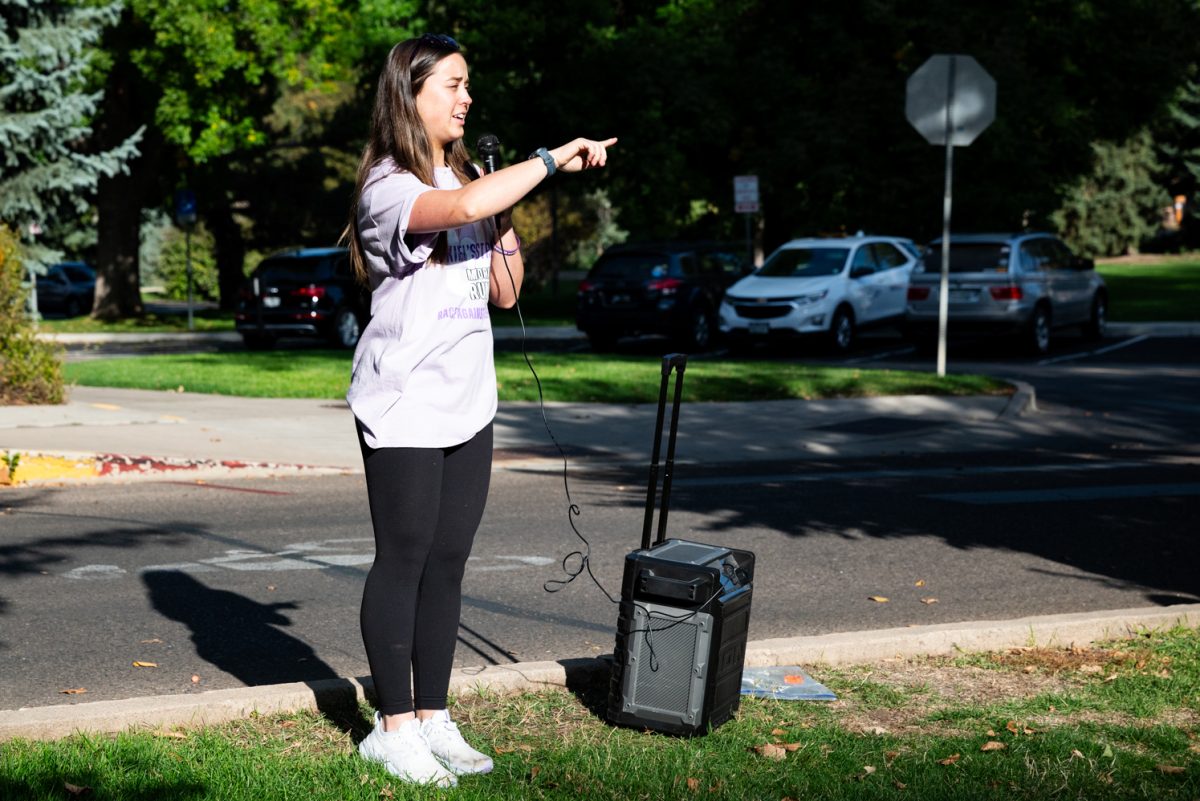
[493,234,521,256]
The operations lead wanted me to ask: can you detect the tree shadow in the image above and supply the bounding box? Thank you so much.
[141,570,369,734]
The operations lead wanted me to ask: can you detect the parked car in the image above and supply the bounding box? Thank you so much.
[235,247,369,349]
[35,262,96,317]
[903,232,1107,355]
[718,235,919,353]
[575,241,753,351]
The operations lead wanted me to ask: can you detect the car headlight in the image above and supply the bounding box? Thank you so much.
[795,290,828,306]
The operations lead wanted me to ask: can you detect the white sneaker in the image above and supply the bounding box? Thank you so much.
[420,709,494,775]
[358,712,457,788]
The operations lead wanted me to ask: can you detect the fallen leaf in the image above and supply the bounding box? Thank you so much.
[60,688,87,695]
[154,731,186,740]
[141,638,163,644]
[938,754,961,765]
[279,720,297,728]
[770,728,786,736]
[893,780,907,789]
[920,597,939,605]
[868,596,890,603]
[191,675,201,684]
[1156,764,1185,775]
[64,783,91,796]
[359,774,370,786]
[378,785,394,799]
[986,729,996,737]
[528,765,542,780]
[132,661,158,668]
[686,777,700,791]
[1079,664,1103,674]
[1005,720,1020,735]
[884,750,900,765]
[267,585,276,592]
[782,742,804,752]
[981,741,1006,752]
[754,743,787,761]
[914,579,926,587]
[1071,749,1085,759]
[1103,673,1118,682]
[862,725,888,736]
[853,765,876,780]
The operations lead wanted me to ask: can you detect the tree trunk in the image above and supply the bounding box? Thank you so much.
[93,169,145,320]
[91,15,157,320]
[205,191,246,312]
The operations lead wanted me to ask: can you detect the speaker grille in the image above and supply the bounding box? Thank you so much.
[631,615,698,713]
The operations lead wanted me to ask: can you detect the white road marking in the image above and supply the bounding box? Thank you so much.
[62,538,555,580]
[1038,334,1150,366]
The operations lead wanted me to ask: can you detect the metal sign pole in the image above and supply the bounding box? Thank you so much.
[186,229,194,332]
[936,57,957,378]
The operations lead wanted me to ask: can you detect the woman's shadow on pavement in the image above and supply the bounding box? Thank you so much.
[142,570,371,737]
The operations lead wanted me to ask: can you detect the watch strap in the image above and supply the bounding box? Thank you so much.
[529,147,556,177]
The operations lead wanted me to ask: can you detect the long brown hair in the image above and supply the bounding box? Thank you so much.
[341,35,478,284]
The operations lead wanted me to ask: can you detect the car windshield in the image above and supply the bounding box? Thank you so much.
[590,253,673,280]
[922,243,1010,273]
[757,247,849,277]
[256,257,329,282]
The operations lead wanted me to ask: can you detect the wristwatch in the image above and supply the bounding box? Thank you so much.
[528,147,556,177]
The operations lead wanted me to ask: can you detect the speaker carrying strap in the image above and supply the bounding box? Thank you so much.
[641,353,687,550]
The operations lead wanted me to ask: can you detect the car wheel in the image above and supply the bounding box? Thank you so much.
[684,308,713,352]
[242,332,276,350]
[331,307,362,349]
[1024,305,1052,355]
[1083,293,1107,341]
[828,307,855,354]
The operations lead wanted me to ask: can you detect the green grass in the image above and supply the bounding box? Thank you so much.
[3,627,1197,800]
[1096,255,1200,321]
[38,308,235,334]
[64,351,1009,402]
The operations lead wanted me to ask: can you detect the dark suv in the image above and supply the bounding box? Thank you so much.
[235,248,369,349]
[575,242,752,351]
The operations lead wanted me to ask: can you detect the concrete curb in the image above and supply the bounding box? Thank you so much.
[4,603,1196,741]
[998,379,1037,419]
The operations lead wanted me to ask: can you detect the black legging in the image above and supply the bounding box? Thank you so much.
[358,422,493,714]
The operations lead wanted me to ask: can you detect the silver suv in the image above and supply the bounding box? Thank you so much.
[904,233,1107,354]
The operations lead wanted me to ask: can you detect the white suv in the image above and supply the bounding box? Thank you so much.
[718,236,918,352]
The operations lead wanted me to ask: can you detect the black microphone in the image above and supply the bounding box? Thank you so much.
[476,133,504,238]
[477,133,500,175]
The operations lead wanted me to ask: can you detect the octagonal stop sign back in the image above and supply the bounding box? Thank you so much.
[906,54,996,146]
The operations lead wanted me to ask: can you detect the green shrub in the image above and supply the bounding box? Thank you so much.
[0,225,65,405]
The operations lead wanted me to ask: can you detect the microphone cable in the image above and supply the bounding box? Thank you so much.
[474,137,618,605]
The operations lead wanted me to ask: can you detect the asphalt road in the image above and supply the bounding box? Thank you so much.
[2,331,1196,710]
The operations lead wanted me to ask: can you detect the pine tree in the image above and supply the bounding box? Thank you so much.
[1051,129,1169,258]
[0,0,141,273]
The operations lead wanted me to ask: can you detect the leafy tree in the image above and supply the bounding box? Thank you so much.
[91,0,419,318]
[0,0,140,274]
[1156,69,1200,246]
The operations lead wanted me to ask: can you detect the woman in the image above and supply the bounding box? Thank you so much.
[342,33,615,787]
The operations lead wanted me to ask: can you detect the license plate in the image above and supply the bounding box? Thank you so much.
[749,322,769,335]
[948,290,977,304]
[263,296,281,308]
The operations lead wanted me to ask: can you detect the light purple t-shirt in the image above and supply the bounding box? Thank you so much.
[347,159,496,448]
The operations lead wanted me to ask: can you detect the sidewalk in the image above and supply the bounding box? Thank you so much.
[0,383,1034,484]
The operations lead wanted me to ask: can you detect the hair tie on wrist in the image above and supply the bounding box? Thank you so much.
[493,234,520,256]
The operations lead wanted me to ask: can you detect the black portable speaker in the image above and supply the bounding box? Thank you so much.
[606,354,755,736]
